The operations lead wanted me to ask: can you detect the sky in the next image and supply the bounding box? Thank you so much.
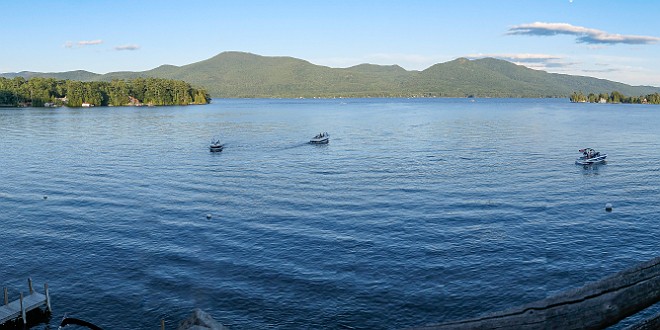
[3,0,660,86]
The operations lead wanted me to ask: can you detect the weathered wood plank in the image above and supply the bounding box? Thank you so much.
[410,256,660,330]
[0,292,47,324]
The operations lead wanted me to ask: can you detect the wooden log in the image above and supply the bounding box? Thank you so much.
[411,256,660,330]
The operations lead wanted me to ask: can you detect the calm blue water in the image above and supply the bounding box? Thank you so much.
[1,98,659,329]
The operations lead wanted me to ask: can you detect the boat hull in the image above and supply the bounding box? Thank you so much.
[575,154,607,165]
[309,138,329,144]
[209,145,224,152]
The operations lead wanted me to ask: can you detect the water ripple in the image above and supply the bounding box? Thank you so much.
[1,99,658,329]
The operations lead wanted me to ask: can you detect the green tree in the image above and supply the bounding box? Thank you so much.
[609,91,623,103]
[570,91,587,103]
[65,80,84,107]
[0,77,209,107]
[587,93,597,103]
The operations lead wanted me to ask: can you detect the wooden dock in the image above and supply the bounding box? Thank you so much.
[0,278,51,325]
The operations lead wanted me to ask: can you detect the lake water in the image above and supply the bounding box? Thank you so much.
[1,98,659,329]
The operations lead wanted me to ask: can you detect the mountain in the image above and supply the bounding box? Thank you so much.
[2,51,659,98]
[1,70,101,81]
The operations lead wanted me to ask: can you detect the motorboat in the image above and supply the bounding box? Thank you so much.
[209,138,224,152]
[310,132,329,144]
[575,148,606,165]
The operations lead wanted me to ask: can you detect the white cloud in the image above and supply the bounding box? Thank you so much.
[467,53,561,63]
[114,44,140,51]
[64,39,104,48]
[465,53,576,70]
[78,40,103,46]
[508,22,660,45]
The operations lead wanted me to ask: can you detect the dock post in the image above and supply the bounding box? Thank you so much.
[28,277,34,294]
[20,292,26,324]
[45,283,51,312]
[161,318,165,330]
[3,287,7,305]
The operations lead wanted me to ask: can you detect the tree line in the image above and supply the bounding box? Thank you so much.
[570,91,660,104]
[0,77,210,107]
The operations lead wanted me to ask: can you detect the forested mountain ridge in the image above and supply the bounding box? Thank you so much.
[3,51,659,98]
[1,70,101,81]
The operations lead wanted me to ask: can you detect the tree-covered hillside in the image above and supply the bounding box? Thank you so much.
[3,52,659,98]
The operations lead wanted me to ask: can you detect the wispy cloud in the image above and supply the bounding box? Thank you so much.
[508,22,660,45]
[582,68,620,73]
[468,53,560,63]
[367,53,436,65]
[78,40,103,46]
[114,44,140,51]
[466,53,574,68]
[64,39,104,48]
[312,53,441,70]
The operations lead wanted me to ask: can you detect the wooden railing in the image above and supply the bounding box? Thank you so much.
[411,256,660,329]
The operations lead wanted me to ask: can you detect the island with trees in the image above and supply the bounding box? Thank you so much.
[570,91,660,104]
[0,77,210,107]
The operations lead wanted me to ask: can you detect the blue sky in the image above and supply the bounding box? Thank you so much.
[3,0,660,86]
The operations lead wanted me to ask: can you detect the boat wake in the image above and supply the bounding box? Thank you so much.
[279,142,312,150]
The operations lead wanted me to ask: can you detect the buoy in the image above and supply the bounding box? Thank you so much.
[43,195,48,200]
[605,203,613,212]
[206,214,212,220]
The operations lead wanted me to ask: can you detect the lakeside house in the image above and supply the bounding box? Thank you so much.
[128,96,143,106]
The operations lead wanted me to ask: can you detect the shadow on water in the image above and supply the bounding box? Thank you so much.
[0,309,51,330]
[426,155,446,162]
[580,161,606,175]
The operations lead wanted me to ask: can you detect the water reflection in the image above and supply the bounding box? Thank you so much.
[580,162,606,174]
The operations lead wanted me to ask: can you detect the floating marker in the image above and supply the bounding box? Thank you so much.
[43,195,48,200]
[206,214,212,220]
[605,203,613,212]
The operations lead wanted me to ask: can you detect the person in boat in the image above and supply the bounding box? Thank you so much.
[584,148,593,159]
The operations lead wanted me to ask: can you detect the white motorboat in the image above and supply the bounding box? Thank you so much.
[575,148,606,165]
[310,132,329,144]
[209,138,224,152]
